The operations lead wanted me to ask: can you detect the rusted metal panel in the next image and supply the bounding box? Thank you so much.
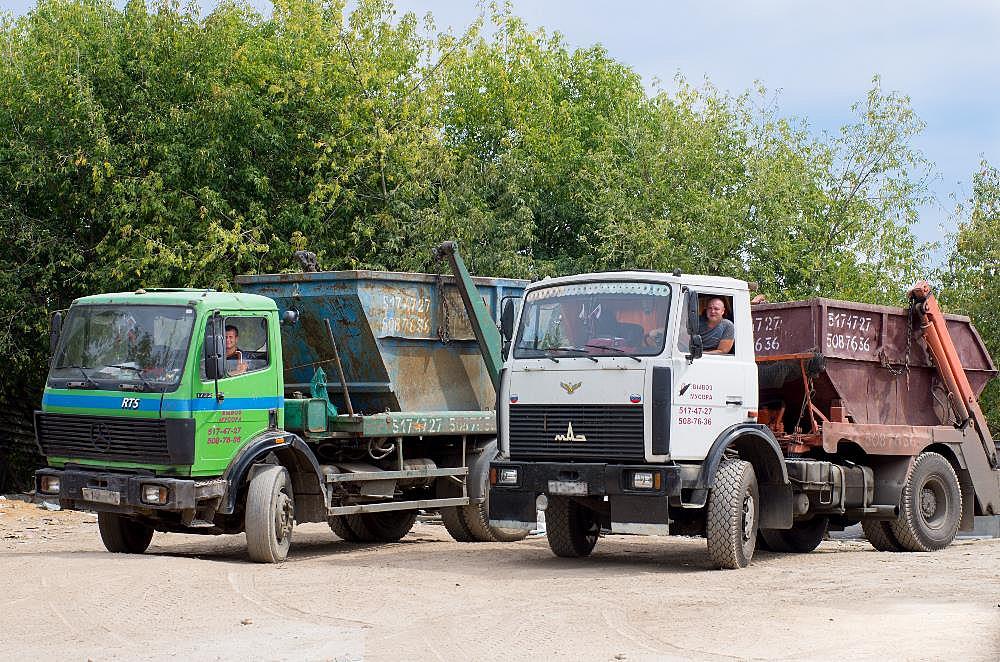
[236,271,526,414]
[821,421,933,455]
[753,297,996,428]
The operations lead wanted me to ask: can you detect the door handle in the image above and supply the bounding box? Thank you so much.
[725,397,743,405]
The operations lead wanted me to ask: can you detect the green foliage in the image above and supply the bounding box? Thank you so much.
[3,0,990,457]
[939,161,1000,432]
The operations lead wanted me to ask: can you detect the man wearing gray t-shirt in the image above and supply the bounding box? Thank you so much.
[699,297,735,354]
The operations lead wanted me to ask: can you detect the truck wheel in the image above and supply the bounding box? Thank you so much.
[465,445,530,542]
[760,516,828,553]
[706,459,759,569]
[545,496,599,557]
[889,452,962,552]
[98,513,153,554]
[328,516,362,542]
[345,511,418,542]
[245,465,295,563]
[440,507,476,542]
[458,496,530,543]
[862,520,904,552]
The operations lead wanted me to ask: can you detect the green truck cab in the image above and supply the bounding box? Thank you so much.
[35,246,528,562]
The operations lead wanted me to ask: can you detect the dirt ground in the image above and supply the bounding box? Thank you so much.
[1,497,998,662]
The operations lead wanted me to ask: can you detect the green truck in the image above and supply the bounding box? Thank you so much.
[34,244,528,561]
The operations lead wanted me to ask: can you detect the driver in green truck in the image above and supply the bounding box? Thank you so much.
[224,324,248,376]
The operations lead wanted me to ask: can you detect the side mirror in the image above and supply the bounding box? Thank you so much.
[684,289,703,362]
[500,298,516,341]
[686,289,700,336]
[204,315,226,380]
[687,334,703,362]
[49,311,63,356]
[281,309,299,325]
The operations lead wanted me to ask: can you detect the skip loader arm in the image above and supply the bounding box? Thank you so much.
[909,281,998,469]
[433,241,504,390]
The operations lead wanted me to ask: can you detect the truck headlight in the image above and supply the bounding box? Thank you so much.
[142,484,169,504]
[631,471,657,490]
[40,475,60,494]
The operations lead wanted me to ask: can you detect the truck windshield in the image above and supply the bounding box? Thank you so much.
[514,281,671,359]
[48,305,196,392]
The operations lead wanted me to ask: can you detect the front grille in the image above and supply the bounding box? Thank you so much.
[508,404,645,461]
[35,412,194,465]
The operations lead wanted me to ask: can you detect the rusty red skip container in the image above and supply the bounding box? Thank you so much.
[751,298,996,428]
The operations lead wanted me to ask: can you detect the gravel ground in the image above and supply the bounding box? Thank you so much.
[2,496,998,661]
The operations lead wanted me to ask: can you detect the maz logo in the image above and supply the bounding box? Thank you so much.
[120,397,141,410]
[554,422,587,442]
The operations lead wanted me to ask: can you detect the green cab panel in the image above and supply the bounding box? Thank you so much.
[39,290,284,477]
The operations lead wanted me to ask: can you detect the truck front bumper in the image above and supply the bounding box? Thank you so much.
[489,461,682,534]
[35,468,226,515]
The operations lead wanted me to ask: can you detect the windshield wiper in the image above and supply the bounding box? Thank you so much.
[584,344,642,362]
[548,346,599,362]
[108,364,152,392]
[515,344,560,363]
[59,365,99,389]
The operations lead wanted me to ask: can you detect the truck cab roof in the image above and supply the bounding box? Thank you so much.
[71,289,277,311]
[524,271,749,293]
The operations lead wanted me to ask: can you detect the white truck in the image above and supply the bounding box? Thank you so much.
[487,271,1000,568]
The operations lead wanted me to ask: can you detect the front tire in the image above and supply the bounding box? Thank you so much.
[889,452,962,552]
[706,459,759,569]
[441,442,529,543]
[545,496,599,558]
[245,465,295,563]
[760,516,828,553]
[440,506,476,542]
[98,513,153,554]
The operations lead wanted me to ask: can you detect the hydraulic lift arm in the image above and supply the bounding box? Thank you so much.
[909,281,998,468]
[433,241,504,390]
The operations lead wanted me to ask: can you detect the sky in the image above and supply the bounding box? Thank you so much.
[5,0,999,256]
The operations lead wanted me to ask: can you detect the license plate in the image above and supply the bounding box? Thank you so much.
[82,487,121,505]
[548,480,588,496]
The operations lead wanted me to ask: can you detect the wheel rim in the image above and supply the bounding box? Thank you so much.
[742,492,756,543]
[919,475,948,531]
[274,490,294,543]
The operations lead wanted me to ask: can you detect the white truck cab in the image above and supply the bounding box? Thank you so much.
[490,271,793,568]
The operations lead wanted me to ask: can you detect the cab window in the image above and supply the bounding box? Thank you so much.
[223,317,269,376]
[678,293,736,355]
[202,316,270,379]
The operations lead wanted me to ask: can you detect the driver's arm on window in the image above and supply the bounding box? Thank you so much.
[706,338,735,354]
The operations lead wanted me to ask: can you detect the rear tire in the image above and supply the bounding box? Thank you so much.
[862,519,904,552]
[345,511,418,542]
[889,452,962,552]
[328,516,362,542]
[706,459,759,569]
[545,496,599,558]
[760,516,828,553]
[98,513,153,554]
[245,465,294,563]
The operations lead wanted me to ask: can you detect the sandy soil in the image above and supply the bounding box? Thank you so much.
[1,496,998,661]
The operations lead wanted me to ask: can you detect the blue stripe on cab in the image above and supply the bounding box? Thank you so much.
[42,392,283,412]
